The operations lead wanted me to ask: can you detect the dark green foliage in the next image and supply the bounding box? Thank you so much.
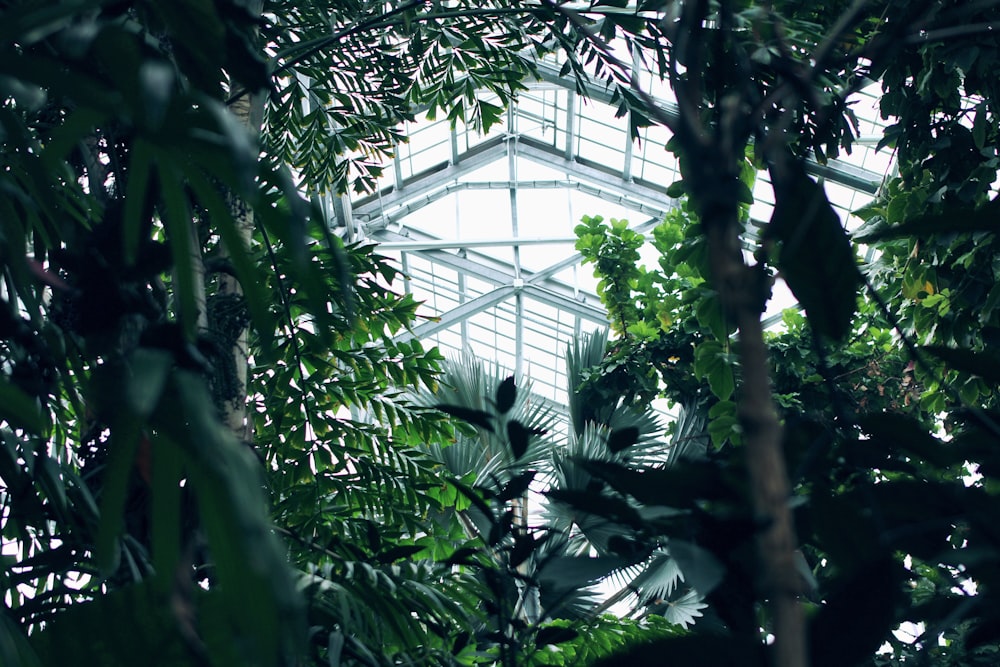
[6,1,1000,666]
[589,634,764,667]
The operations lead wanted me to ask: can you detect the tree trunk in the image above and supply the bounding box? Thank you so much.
[699,178,806,667]
[219,0,266,443]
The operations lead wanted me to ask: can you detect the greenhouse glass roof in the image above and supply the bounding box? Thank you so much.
[329,62,896,423]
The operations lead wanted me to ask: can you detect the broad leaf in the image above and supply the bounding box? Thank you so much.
[434,404,495,432]
[669,539,725,597]
[854,196,1000,242]
[0,378,46,435]
[607,426,640,453]
[498,470,537,501]
[495,375,517,414]
[809,557,904,667]
[535,625,579,647]
[922,345,1000,385]
[767,165,860,341]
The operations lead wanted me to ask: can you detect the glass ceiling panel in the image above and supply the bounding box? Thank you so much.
[341,60,898,428]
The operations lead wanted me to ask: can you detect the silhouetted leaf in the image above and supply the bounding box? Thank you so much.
[375,544,427,564]
[508,420,530,459]
[854,196,1000,242]
[0,611,40,667]
[498,470,536,502]
[669,540,726,596]
[445,547,481,566]
[857,412,962,468]
[496,375,517,414]
[0,377,46,435]
[580,460,732,508]
[509,532,535,568]
[607,535,648,559]
[589,634,761,667]
[506,420,544,460]
[607,426,640,453]
[434,404,495,432]
[966,605,1000,649]
[538,555,629,590]
[767,164,860,341]
[535,625,579,647]
[546,488,643,528]
[923,345,1000,385]
[810,557,903,667]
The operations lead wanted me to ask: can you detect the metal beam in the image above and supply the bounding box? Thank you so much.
[395,284,519,343]
[392,282,607,346]
[530,59,884,195]
[376,237,578,251]
[371,229,515,286]
[372,227,604,311]
[526,216,664,286]
[352,137,508,223]
[523,285,609,324]
[515,137,677,216]
[565,89,577,161]
[358,177,676,233]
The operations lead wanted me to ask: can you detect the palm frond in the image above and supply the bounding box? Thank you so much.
[666,400,710,465]
[413,353,559,487]
[300,558,483,665]
[566,328,615,434]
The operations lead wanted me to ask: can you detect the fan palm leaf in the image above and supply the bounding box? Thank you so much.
[415,353,559,488]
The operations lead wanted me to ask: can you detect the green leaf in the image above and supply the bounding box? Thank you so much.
[695,293,727,341]
[157,163,199,341]
[735,178,755,205]
[28,581,190,666]
[157,370,303,664]
[0,611,41,667]
[666,180,686,198]
[973,103,988,150]
[121,140,153,266]
[150,433,184,590]
[94,413,142,574]
[767,165,860,341]
[694,341,734,401]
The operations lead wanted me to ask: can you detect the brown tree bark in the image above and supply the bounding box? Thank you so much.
[698,175,806,667]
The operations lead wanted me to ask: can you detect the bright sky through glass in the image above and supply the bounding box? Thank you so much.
[344,67,896,428]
